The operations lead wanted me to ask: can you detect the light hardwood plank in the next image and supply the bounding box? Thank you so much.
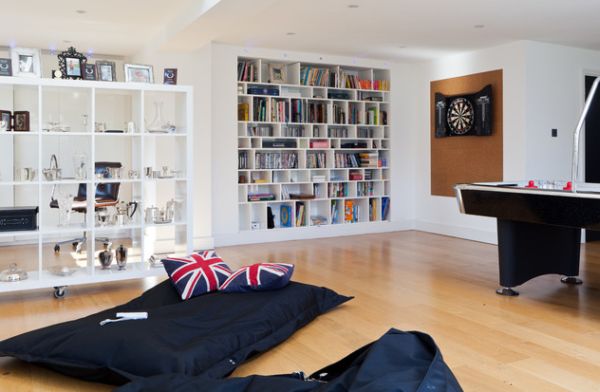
[1,231,600,390]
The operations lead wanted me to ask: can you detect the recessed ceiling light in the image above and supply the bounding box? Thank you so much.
[63,40,72,44]
[76,9,86,14]
[348,4,359,8]
[474,24,485,28]
[397,45,407,49]
[286,32,296,36]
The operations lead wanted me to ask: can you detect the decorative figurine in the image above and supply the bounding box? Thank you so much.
[115,244,128,270]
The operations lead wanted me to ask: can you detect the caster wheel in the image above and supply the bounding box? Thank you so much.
[53,286,67,299]
[54,244,60,254]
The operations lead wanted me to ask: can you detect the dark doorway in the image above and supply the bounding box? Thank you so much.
[585,75,600,241]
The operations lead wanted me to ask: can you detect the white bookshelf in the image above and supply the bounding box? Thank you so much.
[0,76,193,296]
[237,57,391,232]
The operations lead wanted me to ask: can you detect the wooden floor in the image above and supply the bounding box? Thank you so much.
[1,231,600,391]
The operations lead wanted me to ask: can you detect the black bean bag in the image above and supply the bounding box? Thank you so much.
[0,280,351,385]
[116,328,463,392]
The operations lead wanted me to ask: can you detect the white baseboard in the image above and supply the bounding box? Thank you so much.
[414,220,497,244]
[213,220,412,247]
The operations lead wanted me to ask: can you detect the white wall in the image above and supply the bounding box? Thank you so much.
[524,42,600,180]
[410,41,528,243]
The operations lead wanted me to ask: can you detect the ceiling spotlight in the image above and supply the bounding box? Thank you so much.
[76,9,86,14]
[348,4,360,8]
[286,32,296,36]
[474,24,485,28]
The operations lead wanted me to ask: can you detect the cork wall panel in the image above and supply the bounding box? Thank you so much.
[430,69,503,196]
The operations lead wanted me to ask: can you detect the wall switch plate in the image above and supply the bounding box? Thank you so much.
[552,128,558,137]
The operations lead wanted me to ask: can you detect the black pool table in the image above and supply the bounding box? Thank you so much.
[455,181,600,296]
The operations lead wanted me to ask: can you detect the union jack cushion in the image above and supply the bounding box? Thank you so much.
[219,262,294,293]
[162,251,232,300]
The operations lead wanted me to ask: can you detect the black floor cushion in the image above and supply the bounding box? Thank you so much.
[0,280,351,385]
[116,328,463,392]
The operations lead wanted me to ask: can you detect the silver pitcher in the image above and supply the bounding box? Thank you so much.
[15,168,36,181]
[116,201,138,225]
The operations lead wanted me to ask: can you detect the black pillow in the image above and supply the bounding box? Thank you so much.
[0,280,351,385]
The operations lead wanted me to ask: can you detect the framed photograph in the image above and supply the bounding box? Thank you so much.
[96,60,117,82]
[57,47,86,80]
[84,63,97,81]
[124,64,154,84]
[13,111,30,132]
[163,68,177,85]
[0,59,12,77]
[11,48,41,78]
[0,110,11,132]
[268,63,287,84]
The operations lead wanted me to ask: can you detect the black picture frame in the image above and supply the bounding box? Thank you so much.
[0,110,11,132]
[13,111,30,132]
[84,63,97,81]
[57,47,87,80]
[0,59,12,77]
[163,68,177,85]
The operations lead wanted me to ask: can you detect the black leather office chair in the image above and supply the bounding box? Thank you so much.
[51,162,122,253]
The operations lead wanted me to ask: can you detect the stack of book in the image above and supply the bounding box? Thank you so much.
[357,127,373,138]
[238,103,249,121]
[369,198,378,221]
[373,80,390,91]
[310,215,327,226]
[349,170,363,180]
[247,85,279,96]
[255,152,298,169]
[291,99,304,123]
[335,152,361,168]
[248,193,275,202]
[270,99,289,122]
[283,125,304,137]
[332,103,346,124]
[357,182,374,196]
[238,60,257,82]
[300,66,333,87]
[296,202,306,226]
[312,175,327,183]
[348,103,362,124]
[382,197,390,220]
[309,139,329,148]
[331,200,339,224]
[344,200,359,223]
[359,152,378,168]
[307,152,326,168]
[329,127,348,138]
[367,107,379,125]
[253,97,267,122]
[308,101,327,123]
[328,182,348,197]
[238,151,248,169]
[247,125,273,136]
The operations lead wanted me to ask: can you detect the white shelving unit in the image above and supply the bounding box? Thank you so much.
[0,76,193,295]
[237,57,391,232]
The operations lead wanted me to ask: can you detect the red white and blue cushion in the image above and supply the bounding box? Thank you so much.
[162,251,232,300]
[219,262,294,293]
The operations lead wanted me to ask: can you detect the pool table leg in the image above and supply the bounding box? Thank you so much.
[496,219,581,295]
[561,276,583,285]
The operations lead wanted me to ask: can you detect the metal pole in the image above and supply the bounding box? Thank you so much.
[572,76,600,190]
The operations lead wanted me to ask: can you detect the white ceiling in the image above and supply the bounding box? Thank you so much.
[4,0,600,60]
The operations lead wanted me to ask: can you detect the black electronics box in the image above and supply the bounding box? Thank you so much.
[262,139,297,148]
[341,141,368,149]
[0,207,39,232]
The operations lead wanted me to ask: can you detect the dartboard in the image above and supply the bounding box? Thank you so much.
[447,97,474,135]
